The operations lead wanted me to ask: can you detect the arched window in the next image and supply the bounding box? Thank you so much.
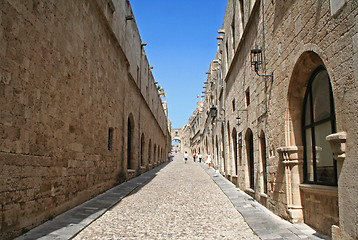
[303,67,337,185]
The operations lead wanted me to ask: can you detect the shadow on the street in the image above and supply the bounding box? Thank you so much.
[16,161,172,240]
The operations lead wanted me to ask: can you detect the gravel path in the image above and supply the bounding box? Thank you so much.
[73,153,259,239]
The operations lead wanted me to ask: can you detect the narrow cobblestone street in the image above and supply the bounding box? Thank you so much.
[73,153,259,239]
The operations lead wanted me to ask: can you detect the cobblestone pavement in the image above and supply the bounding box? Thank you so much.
[73,153,259,240]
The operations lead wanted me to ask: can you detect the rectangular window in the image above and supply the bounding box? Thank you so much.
[239,0,244,28]
[108,128,114,151]
[137,66,140,85]
[231,18,235,51]
[226,40,229,69]
[232,99,236,112]
[245,88,250,106]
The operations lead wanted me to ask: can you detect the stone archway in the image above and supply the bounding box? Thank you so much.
[282,50,339,234]
[286,51,325,147]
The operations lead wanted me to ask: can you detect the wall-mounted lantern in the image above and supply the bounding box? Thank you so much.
[210,105,217,118]
[250,46,262,73]
[236,116,241,126]
[250,45,273,82]
[236,109,248,126]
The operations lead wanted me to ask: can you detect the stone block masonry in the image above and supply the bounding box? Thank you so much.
[182,0,358,239]
[0,0,171,239]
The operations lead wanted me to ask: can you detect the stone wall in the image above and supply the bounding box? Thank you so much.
[0,0,171,239]
[184,0,358,238]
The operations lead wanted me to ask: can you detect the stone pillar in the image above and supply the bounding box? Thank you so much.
[326,132,347,240]
[277,146,304,223]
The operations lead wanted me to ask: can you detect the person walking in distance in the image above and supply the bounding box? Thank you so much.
[183,151,189,164]
[198,153,202,163]
[205,153,212,169]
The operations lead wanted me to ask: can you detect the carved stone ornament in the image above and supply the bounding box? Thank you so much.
[277,146,304,165]
[326,132,347,162]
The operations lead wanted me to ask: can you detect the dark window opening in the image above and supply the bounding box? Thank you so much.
[231,18,235,50]
[226,40,229,68]
[239,0,244,29]
[245,88,250,106]
[108,128,114,151]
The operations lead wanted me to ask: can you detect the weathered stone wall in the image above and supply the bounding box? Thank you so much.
[185,0,357,238]
[0,0,171,239]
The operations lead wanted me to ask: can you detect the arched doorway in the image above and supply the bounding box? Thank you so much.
[232,128,238,176]
[153,144,157,164]
[260,131,267,194]
[140,133,145,167]
[245,129,254,189]
[148,139,152,164]
[127,114,135,169]
[221,123,226,173]
[227,121,231,174]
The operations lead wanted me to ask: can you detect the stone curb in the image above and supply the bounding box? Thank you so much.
[199,162,330,240]
[16,162,170,240]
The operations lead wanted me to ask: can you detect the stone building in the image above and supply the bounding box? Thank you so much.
[0,0,171,238]
[183,0,358,239]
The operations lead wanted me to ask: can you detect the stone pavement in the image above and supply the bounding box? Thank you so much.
[73,153,258,239]
[198,162,330,240]
[16,152,330,240]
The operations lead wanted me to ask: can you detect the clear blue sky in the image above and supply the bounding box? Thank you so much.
[130,0,227,129]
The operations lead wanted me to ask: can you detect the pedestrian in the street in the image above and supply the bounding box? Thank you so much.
[168,152,171,161]
[183,151,189,164]
[198,153,202,163]
[193,153,196,162]
[205,153,212,169]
